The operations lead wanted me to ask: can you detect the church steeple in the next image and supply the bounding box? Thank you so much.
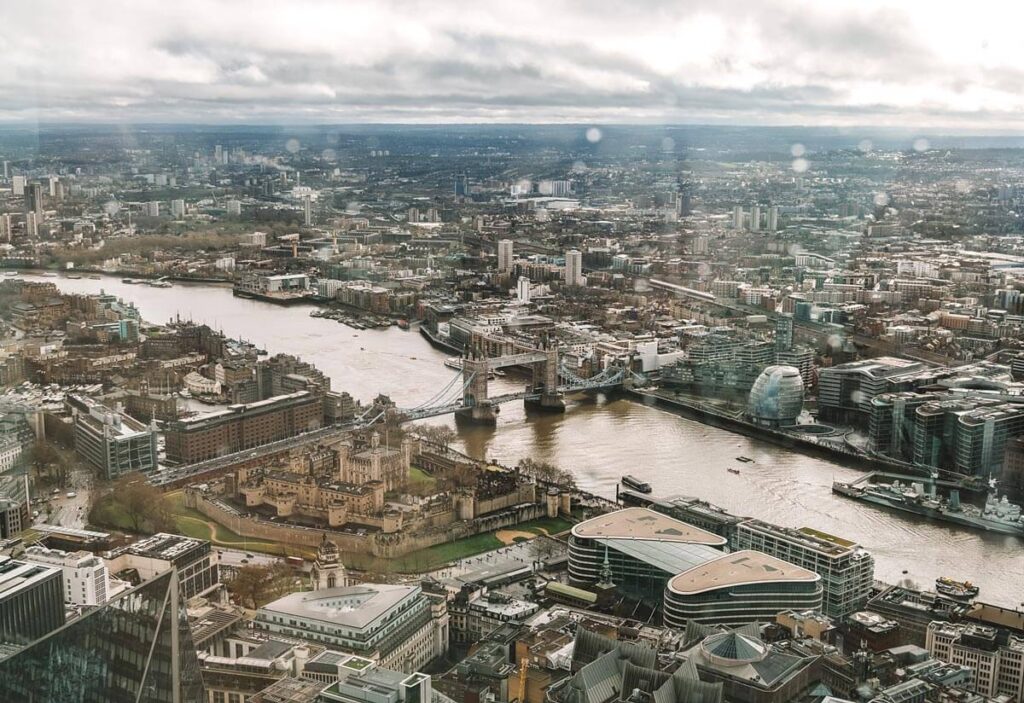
[597,546,615,589]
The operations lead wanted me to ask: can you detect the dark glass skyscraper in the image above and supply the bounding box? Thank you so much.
[0,569,205,702]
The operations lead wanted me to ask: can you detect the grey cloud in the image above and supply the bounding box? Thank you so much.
[0,0,1022,128]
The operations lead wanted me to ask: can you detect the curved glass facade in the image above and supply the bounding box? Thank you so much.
[747,365,804,426]
[664,579,822,629]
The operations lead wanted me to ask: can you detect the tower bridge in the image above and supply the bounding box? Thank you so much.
[389,331,644,425]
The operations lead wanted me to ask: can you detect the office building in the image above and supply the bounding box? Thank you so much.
[733,205,744,229]
[24,182,44,216]
[171,198,186,217]
[0,555,64,646]
[775,314,793,353]
[926,622,1024,700]
[750,205,761,231]
[68,394,158,479]
[454,173,469,197]
[11,175,25,196]
[0,569,205,702]
[255,583,448,673]
[734,520,874,618]
[226,199,242,216]
[448,584,539,645]
[26,211,38,238]
[304,195,313,226]
[681,625,819,703]
[568,507,727,600]
[320,668,433,703]
[0,213,11,242]
[108,532,219,600]
[559,628,724,703]
[23,545,111,607]
[497,239,514,272]
[564,249,584,286]
[0,474,29,539]
[817,357,928,425]
[143,200,160,217]
[767,205,779,231]
[163,390,322,464]
[664,550,822,628]
[868,391,939,461]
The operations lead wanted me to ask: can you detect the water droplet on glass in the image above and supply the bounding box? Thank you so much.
[585,127,602,144]
[285,138,300,154]
[913,138,929,152]
[321,149,337,161]
[661,137,675,152]
[790,143,806,157]
[873,192,890,207]
[858,139,873,153]
[791,158,809,173]
[104,200,120,216]
[571,160,588,173]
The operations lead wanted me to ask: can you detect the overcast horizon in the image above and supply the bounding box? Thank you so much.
[4,0,1024,131]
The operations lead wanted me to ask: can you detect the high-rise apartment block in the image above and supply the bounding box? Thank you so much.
[565,249,584,286]
[497,239,513,272]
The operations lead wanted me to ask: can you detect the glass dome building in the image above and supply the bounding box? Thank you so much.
[747,365,804,426]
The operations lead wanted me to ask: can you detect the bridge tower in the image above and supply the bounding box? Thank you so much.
[525,334,565,414]
[456,338,498,425]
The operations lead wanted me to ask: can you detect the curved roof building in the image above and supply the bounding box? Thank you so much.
[569,508,727,600]
[747,365,804,426]
[664,550,822,629]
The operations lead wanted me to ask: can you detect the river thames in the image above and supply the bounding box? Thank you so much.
[16,273,1024,606]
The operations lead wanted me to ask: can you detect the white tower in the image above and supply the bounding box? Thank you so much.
[517,276,531,304]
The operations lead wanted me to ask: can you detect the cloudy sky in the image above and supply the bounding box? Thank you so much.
[2,0,1023,129]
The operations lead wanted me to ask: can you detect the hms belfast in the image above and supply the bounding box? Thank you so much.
[833,475,1024,537]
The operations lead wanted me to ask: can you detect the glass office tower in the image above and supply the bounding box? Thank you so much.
[0,568,204,702]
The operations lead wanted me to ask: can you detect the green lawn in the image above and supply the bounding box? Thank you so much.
[379,532,505,573]
[516,516,573,535]
[91,490,304,557]
[407,467,438,492]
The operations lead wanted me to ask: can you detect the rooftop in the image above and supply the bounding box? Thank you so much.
[667,550,820,595]
[0,556,60,602]
[127,532,207,561]
[571,507,727,546]
[259,583,420,630]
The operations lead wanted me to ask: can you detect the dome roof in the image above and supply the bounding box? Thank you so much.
[748,365,803,422]
[700,631,767,665]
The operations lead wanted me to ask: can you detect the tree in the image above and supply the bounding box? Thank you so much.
[27,439,76,488]
[530,537,560,563]
[228,563,295,609]
[413,424,458,452]
[91,473,175,534]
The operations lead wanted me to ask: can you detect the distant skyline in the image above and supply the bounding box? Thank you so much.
[3,1,1024,130]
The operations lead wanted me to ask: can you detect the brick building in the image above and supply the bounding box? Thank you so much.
[163,391,322,464]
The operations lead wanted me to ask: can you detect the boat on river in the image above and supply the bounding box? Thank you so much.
[622,475,652,493]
